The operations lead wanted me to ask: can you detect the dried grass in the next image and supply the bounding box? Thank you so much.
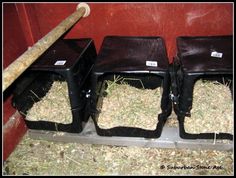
[3,133,233,176]
[26,81,72,124]
[24,77,232,134]
[166,110,179,127]
[97,76,162,130]
[3,78,234,176]
[184,79,233,134]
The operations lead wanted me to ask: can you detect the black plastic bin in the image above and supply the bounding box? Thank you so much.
[12,38,97,133]
[170,35,233,140]
[90,36,172,138]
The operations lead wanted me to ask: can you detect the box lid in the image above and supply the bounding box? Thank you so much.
[176,35,232,74]
[30,38,93,71]
[94,36,169,74]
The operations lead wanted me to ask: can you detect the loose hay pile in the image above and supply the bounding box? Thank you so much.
[26,81,72,124]
[3,133,233,176]
[97,76,162,130]
[184,79,233,134]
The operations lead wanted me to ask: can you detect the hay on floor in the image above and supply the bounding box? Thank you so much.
[3,133,233,176]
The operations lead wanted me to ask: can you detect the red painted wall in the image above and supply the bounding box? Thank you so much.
[3,4,29,69]
[21,3,233,61]
[3,2,233,160]
[3,4,28,161]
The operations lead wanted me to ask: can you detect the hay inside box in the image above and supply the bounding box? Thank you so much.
[11,71,87,133]
[96,75,162,130]
[26,81,72,124]
[184,79,233,134]
[18,77,232,133]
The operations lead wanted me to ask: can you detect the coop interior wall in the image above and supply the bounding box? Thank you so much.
[3,2,233,160]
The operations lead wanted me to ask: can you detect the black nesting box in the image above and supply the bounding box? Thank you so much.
[90,36,172,138]
[170,35,233,140]
[12,38,97,133]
